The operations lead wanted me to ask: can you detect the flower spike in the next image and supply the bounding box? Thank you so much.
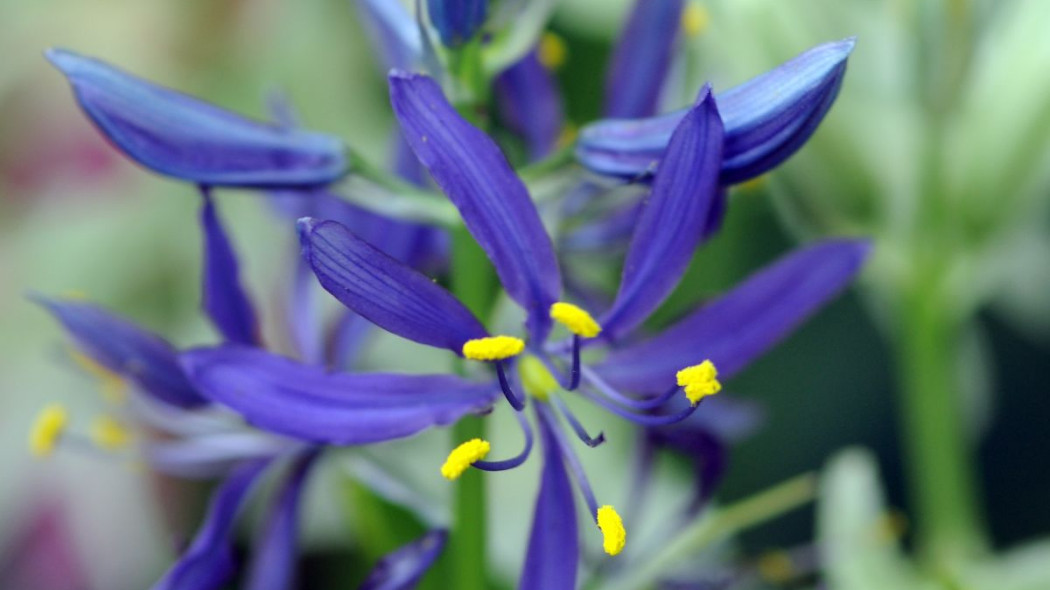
[47,49,347,188]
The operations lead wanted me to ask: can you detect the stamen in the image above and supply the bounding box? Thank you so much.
[676,360,722,406]
[538,403,599,517]
[474,411,534,472]
[519,355,560,402]
[440,438,491,480]
[90,416,131,450]
[550,302,602,338]
[569,335,582,390]
[551,396,605,447]
[681,3,710,38]
[597,505,626,556]
[581,365,680,410]
[496,362,526,410]
[538,32,568,70]
[462,336,525,361]
[29,404,69,458]
[579,387,703,426]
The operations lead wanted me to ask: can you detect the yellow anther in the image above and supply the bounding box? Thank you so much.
[538,32,568,70]
[597,505,626,556]
[681,3,710,38]
[70,350,128,404]
[90,416,131,450]
[519,355,559,402]
[757,550,795,584]
[550,302,602,338]
[676,360,722,405]
[555,123,578,150]
[440,438,491,480]
[29,404,69,458]
[462,336,525,361]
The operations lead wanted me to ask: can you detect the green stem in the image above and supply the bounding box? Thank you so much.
[448,227,497,590]
[602,474,817,590]
[894,273,986,567]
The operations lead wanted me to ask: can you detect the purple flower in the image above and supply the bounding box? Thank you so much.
[577,38,855,185]
[47,49,348,188]
[426,0,488,48]
[290,71,870,578]
[603,0,686,119]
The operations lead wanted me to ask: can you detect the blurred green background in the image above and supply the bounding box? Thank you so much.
[2,0,1048,588]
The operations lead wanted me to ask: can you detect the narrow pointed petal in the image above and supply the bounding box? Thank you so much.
[145,433,291,479]
[390,71,561,337]
[495,50,565,161]
[576,38,855,184]
[360,530,448,590]
[603,0,685,118]
[299,218,486,353]
[426,0,487,47]
[246,450,321,590]
[200,191,260,346]
[600,88,724,339]
[47,49,347,188]
[597,239,871,393]
[33,297,206,408]
[180,346,499,444]
[151,459,269,590]
[356,0,423,70]
[519,407,579,590]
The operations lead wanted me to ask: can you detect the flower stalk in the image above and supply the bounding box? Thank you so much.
[893,266,986,567]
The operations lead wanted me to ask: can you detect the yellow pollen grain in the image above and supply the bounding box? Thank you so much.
[550,302,602,338]
[441,438,491,480]
[90,416,131,451]
[538,32,568,70]
[681,3,710,38]
[597,505,626,556]
[519,355,559,402]
[676,360,722,405]
[29,404,69,458]
[462,336,525,361]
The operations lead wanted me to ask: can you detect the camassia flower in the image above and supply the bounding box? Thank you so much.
[259,70,868,582]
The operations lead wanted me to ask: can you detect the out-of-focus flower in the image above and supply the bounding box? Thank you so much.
[46,50,348,188]
[603,0,686,119]
[577,38,855,185]
[427,0,489,48]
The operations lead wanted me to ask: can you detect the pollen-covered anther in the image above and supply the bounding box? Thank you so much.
[550,302,602,338]
[676,360,722,405]
[538,32,568,70]
[681,3,710,37]
[441,438,491,480]
[597,505,626,556]
[91,416,131,451]
[29,404,69,458]
[462,336,525,361]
